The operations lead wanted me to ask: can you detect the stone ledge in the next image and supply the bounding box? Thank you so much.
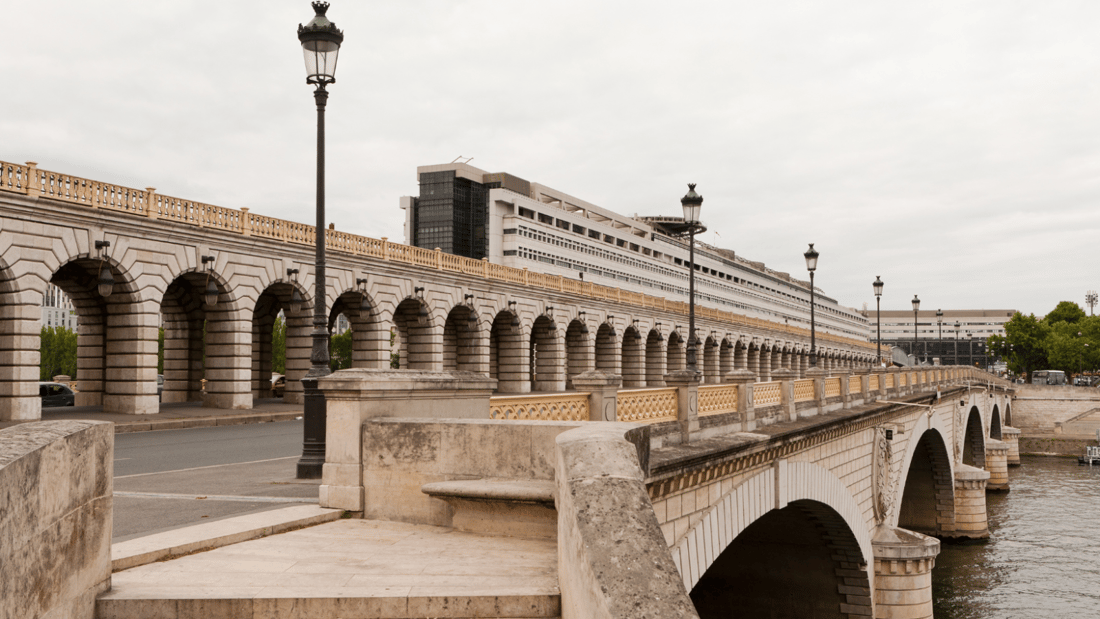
[421,478,555,505]
[111,504,344,572]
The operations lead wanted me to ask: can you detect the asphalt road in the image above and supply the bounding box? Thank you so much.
[112,420,320,543]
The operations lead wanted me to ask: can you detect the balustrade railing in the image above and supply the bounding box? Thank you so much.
[848,377,861,394]
[489,393,590,422]
[698,384,738,416]
[824,377,842,398]
[0,158,881,354]
[616,387,678,423]
[794,379,815,403]
[755,382,782,407]
[869,374,880,392]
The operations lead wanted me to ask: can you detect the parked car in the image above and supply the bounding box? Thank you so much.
[271,374,286,398]
[157,374,164,401]
[39,382,75,407]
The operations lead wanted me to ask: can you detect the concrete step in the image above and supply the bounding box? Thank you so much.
[97,519,561,619]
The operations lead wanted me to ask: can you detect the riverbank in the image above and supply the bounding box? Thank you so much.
[1019,435,1097,457]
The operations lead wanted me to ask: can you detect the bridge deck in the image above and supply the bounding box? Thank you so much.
[97,519,561,619]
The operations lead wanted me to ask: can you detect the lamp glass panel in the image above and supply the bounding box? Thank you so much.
[302,40,340,82]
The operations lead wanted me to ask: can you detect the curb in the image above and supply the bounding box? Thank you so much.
[111,504,344,572]
[112,411,302,433]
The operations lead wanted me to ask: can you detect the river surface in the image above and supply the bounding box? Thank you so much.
[932,454,1100,618]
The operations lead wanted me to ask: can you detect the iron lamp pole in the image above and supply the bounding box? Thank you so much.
[954,321,960,366]
[911,295,920,365]
[805,244,819,367]
[296,1,343,479]
[873,276,883,365]
[936,309,943,362]
[681,184,704,374]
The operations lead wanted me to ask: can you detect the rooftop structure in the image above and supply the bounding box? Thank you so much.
[402,162,869,341]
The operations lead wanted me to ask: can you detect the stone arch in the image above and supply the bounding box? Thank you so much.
[666,330,685,374]
[0,256,41,420]
[393,296,439,371]
[329,289,388,370]
[442,304,485,374]
[1003,402,1012,426]
[989,404,1002,440]
[747,340,762,380]
[564,318,591,390]
[702,335,720,384]
[679,462,873,617]
[621,324,645,388]
[490,308,527,393]
[734,338,748,371]
[645,328,666,387]
[895,426,955,537]
[758,343,773,382]
[718,337,733,377]
[251,279,310,403]
[52,253,159,413]
[530,314,563,391]
[595,322,618,374]
[961,406,986,469]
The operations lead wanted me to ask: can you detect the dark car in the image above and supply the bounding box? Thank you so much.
[39,382,75,407]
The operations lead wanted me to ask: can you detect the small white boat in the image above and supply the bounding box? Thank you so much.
[1079,445,1100,465]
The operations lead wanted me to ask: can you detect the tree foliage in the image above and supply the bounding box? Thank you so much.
[330,326,353,371]
[272,315,286,374]
[992,303,1100,380]
[1043,301,1087,326]
[40,326,78,380]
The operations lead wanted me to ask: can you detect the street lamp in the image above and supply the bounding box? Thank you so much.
[936,309,943,362]
[873,276,883,365]
[296,1,344,479]
[954,321,960,365]
[1087,291,1098,316]
[911,295,920,365]
[681,184,704,374]
[805,244,819,367]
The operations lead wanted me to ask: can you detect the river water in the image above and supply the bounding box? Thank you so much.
[932,454,1100,618]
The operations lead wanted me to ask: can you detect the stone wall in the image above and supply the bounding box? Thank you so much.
[0,420,113,619]
[555,423,698,619]
[1010,384,1100,433]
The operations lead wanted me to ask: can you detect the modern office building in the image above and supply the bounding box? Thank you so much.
[864,309,1017,367]
[41,284,77,331]
[402,162,870,341]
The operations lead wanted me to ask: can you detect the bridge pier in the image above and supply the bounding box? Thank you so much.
[871,525,940,619]
[1002,426,1021,465]
[984,439,1010,491]
[951,463,990,539]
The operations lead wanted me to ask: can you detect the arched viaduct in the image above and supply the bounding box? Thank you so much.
[0,161,877,421]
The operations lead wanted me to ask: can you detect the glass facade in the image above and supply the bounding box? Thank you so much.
[412,171,489,259]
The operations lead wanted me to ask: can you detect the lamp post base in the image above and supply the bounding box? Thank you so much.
[296,375,327,479]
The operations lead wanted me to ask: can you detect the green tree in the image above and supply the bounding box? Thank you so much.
[992,313,1050,381]
[39,326,78,380]
[1043,301,1086,326]
[272,315,287,374]
[330,327,353,371]
[390,328,400,369]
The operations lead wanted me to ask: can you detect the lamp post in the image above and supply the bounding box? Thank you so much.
[1087,291,1097,316]
[967,333,973,367]
[911,295,920,365]
[681,184,704,374]
[296,1,343,479]
[873,276,883,365]
[805,244,819,366]
[954,321,960,365]
[936,309,943,362]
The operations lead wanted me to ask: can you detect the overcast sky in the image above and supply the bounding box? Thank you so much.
[3,1,1098,317]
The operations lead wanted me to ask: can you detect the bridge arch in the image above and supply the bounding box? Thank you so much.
[442,303,483,374]
[681,462,872,617]
[703,335,719,384]
[251,278,310,403]
[645,328,665,387]
[393,296,439,372]
[961,406,986,469]
[894,415,955,536]
[594,322,618,374]
[718,337,733,377]
[530,314,562,391]
[563,318,590,389]
[328,289,387,371]
[621,324,644,387]
[666,329,684,373]
[990,404,1002,440]
[489,308,526,393]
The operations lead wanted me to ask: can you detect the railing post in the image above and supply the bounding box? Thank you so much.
[571,370,622,422]
[665,369,701,444]
[240,207,251,236]
[854,366,871,405]
[887,367,901,398]
[24,161,39,194]
[806,367,827,414]
[381,237,390,260]
[839,371,852,409]
[435,247,443,270]
[145,187,158,219]
[523,267,529,285]
[724,369,756,431]
[872,367,886,402]
[772,368,797,422]
[482,257,489,278]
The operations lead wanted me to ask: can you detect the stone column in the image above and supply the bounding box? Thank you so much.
[317,369,497,512]
[747,346,760,381]
[806,367,827,414]
[572,370,622,423]
[872,525,940,619]
[665,369,701,444]
[1001,426,1021,466]
[772,368,797,422]
[872,367,887,401]
[723,368,756,432]
[952,463,990,539]
[758,348,772,382]
[0,295,43,420]
[885,367,901,398]
[838,371,852,409]
[854,366,871,405]
[985,439,1010,491]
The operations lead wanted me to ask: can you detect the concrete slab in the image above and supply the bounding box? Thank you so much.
[99,519,560,618]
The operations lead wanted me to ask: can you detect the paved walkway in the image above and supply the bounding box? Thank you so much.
[99,519,561,619]
[0,398,303,432]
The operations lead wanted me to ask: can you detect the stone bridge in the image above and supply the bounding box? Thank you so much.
[0,159,877,421]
